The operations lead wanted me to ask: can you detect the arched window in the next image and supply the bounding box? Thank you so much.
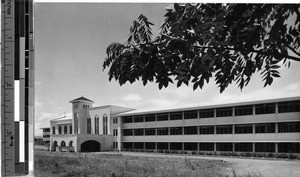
[95,115,99,134]
[103,114,108,135]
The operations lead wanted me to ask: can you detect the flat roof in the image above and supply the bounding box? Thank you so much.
[115,96,300,117]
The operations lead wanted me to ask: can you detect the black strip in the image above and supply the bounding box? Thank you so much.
[19,0,25,37]
[25,69,29,87]
[25,87,28,123]
[25,0,29,14]
[25,51,29,68]
[14,122,20,163]
[24,162,28,174]
[25,124,28,161]
[15,1,20,80]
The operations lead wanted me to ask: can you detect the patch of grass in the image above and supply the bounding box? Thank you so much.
[34,150,261,177]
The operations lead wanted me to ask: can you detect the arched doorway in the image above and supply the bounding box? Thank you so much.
[69,141,74,152]
[52,141,58,151]
[61,141,66,152]
[81,140,101,152]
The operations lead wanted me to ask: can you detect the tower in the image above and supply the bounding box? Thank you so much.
[69,96,94,134]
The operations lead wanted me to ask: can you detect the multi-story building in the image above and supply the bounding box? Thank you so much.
[49,96,300,156]
[40,127,51,142]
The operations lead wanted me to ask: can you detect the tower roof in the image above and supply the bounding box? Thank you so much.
[69,96,94,103]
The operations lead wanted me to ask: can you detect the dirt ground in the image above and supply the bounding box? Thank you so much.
[95,151,300,177]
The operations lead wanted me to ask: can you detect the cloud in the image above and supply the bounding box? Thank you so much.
[121,93,142,102]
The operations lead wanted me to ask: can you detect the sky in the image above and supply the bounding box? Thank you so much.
[34,3,300,136]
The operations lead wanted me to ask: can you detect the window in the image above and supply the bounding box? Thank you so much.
[87,118,91,134]
[134,142,144,149]
[255,123,275,133]
[134,115,144,123]
[216,125,232,134]
[58,126,62,134]
[52,127,55,135]
[170,127,183,135]
[278,122,300,133]
[235,105,253,116]
[255,143,275,152]
[184,126,198,135]
[103,114,108,135]
[133,129,144,136]
[278,143,300,153]
[95,116,99,134]
[123,142,133,149]
[43,129,50,132]
[43,135,50,138]
[145,142,156,149]
[73,104,78,109]
[157,128,169,135]
[157,142,168,150]
[113,129,118,136]
[123,129,133,136]
[216,107,233,117]
[83,105,89,108]
[145,128,156,135]
[170,142,183,150]
[145,114,156,122]
[122,116,133,123]
[216,143,233,151]
[235,124,253,134]
[170,112,182,120]
[113,118,118,124]
[184,143,198,151]
[199,109,214,118]
[199,126,214,134]
[278,101,300,113]
[199,143,214,151]
[157,113,168,121]
[74,113,78,134]
[64,126,68,134]
[255,103,275,114]
[235,143,253,152]
[184,110,198,119]
[69,125,72,134]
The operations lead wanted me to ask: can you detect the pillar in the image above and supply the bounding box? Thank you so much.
[232,143,235,152]
[253,143,255,153]
[275,143,278,153]
[214,143,217,152]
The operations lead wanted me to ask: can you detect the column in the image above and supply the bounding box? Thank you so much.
[275,143,278,153]
[252,143,255,153]
[232,124,235,134]
[214,143,217,152]
[232,143,235,152]
[275,123,278,133]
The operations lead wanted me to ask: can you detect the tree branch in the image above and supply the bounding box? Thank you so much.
[287,46,300,59]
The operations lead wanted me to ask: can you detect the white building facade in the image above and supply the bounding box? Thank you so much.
[50,96,300,156]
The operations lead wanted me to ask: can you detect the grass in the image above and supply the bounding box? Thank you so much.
[34,150,262,177]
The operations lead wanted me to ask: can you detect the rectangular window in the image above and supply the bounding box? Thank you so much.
[52,127,55,135]
[157,128,169,135]
[278,100,300,113]
[95,116,99,134]
[145,142,155,149]
[199,143,214,151]
[123,129,133,136]
[69,125,72,134]
[123,142,133,149]
[64,126,68,134]
[235,143,253,152]
[74,105,78,109]
[145,114,156,122]
[122,116,133,123]
[157,113,168,121]
[278,143,300,153]
[87,118,91,134]
[134,142,144,149]
[103,115,108,135]
[170,127,183,135]
[216,107,233,117]
[58,126,62,134]
[216,125,232,134]
[235,124,253,134]
[199,126,214,134]
[255,143,275,152]
[184,126,198,135]
[255,103,275,115]
[184,143,198,151]
[199,109,214,118]
[216,143,233,151]
[184,110,198,119]
[133,129,144,136]
[113,129,118,136]
[145,128,156,135]
[170,112,182,120]
[74,113,78,134]
[278,122,300,133]
[133,115,144,123]
[255,123,275,133]
[235,105,253,116]
[170,142,183,150]
[157,142,168,150]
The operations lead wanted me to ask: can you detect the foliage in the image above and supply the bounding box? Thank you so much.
[103,4,300,92]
